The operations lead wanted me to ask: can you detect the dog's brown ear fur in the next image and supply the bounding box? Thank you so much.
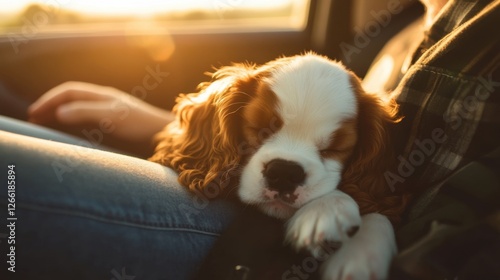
[339,73,410,225]
[149,65,258,193]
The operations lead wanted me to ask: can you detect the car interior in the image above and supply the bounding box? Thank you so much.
[0,0,424,157]
[3,1,498,279]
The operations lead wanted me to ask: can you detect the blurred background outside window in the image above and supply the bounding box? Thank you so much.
[0,0,310,35]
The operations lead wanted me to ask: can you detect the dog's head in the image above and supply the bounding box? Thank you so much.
[150,53,402,221]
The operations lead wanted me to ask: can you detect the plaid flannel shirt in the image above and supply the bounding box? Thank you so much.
[384,0,500,198]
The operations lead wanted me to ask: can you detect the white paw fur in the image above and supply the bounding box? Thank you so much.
[321,213,397,280]
[286,191,362,257]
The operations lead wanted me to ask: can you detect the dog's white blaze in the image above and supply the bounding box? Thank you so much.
[238,54,358,218]
[270,54,357,138]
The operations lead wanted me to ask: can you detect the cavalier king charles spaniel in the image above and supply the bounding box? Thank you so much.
[150,53,410,279]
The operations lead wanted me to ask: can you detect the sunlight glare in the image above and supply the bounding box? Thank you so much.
[0,0,294,16]
[362,54,395,94]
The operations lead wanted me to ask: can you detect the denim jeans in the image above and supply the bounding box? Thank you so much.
[0,116,242,279]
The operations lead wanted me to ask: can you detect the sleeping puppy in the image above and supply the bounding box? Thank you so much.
[150,53,410,279]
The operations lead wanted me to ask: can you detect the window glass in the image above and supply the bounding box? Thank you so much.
[0,0,310,34]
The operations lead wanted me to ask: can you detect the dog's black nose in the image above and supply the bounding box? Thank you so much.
[263,159,305,192]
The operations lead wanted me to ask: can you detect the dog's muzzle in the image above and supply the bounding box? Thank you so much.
[262,159,305,203]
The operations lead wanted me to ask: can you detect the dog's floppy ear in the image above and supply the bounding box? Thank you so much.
[339,73,410,225]
[346,73,399,174]
[150,64,258,193]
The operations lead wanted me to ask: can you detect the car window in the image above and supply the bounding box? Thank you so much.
[0,0,310,35]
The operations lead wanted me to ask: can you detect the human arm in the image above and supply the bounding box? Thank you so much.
[28,81,174,143]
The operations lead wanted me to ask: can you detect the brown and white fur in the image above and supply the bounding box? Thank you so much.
[150,53,410,279]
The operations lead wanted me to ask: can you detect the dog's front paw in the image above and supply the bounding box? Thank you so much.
[321,214,396,280]
[286,191,361,257]
[322,242,391,280]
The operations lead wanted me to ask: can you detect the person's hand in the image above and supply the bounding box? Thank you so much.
[28,81,174,142]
